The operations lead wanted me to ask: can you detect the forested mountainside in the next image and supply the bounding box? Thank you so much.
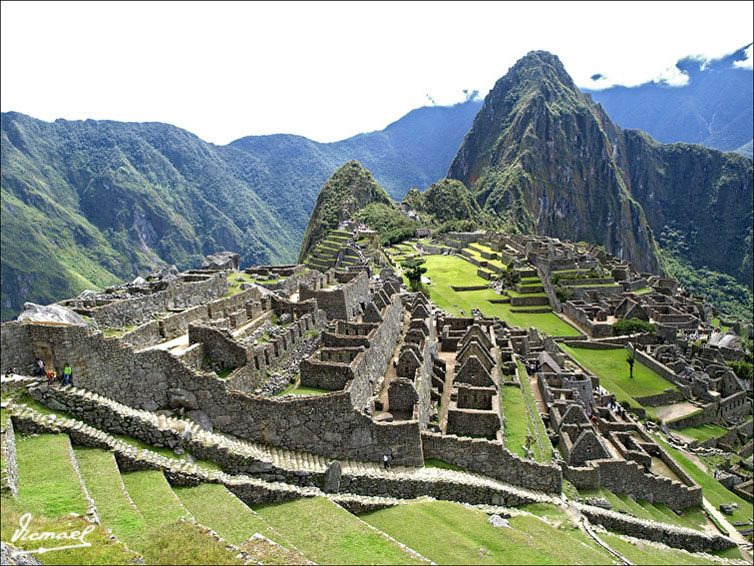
[447,51,753,295]
[586,44,753,156]
[0,101,480,320]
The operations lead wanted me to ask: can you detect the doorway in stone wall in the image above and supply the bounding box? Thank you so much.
[34,343,57,376]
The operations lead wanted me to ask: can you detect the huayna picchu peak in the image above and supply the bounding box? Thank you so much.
[448,50,752,293]
[1,39,753,566]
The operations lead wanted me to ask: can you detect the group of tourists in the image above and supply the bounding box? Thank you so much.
[33,358,73,386]
[606,399,627,419]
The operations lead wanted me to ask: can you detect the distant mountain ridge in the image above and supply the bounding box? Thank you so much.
[585,44,753,154]
[0,101,481,320]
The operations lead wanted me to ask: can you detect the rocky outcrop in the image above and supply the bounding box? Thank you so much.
[17,302,87,326]
[202,251,240,271]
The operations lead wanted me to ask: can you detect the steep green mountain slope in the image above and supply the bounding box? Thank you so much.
[0,113,292,320]
[448,51,753,292]
[298,161,393,261]
[449,51,660,273]
[403,178,483,225]
[1,102,480,320]
[586,44,753,154]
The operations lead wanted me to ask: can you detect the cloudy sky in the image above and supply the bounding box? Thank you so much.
[2,1,752,144]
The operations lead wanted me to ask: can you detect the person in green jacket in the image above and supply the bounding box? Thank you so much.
[63,363,72,386]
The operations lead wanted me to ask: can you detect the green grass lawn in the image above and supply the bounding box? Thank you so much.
[517,362,553,462]
[254,497,427,565]
[578,487,707,531]
[561,345,676,407]
[120,470,244,564]
[500,383,529,459]
[14,434,88,517]
[362,499,612,564]
[2,434,140,565]
[173,483,291,548]
[463,246,505,269]
[73,447,147,542]
[676,422,729,443]
[120,470,188,525]
[653,435,754,527]
[411,255,580,336]
[599,533,722,565]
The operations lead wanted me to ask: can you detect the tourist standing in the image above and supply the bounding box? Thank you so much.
[383,454,390,470]
[36,358,45,378]
[63,363,72,386]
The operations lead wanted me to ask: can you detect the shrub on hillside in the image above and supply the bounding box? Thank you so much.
[613,318,656,336]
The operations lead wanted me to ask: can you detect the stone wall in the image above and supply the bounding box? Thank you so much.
[0,416,18,498]
[578,504,735,552]
[120,320,162,348]
[300,271,370,321]
[160,305,210,341]
[91,273,227,328]
[188,324,247,372]
[446,408,501,439]
[667,404,716,430]
[561,458,702,510]
[633,389,686,407]
[1,320,422,465]
[11,409,310,506]
[421,431,562,493]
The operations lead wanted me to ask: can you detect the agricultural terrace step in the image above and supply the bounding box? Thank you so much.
[9,382,559,506]
[8,402,321,504]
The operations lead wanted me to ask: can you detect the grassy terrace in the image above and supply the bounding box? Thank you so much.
[653,434,754,527]
[254,497,427,565]
[173,482,307,566]
[561,344,676,416]
[599,533,723,565]
[517,362,553,462]
[1,434,140,564]
[577,486,708,531]
[463,246,505,269]
[676,422,729,443]
[409,255,580,336]
[363,499,613,564]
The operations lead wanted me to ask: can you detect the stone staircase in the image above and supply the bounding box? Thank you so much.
[6,378,557,508]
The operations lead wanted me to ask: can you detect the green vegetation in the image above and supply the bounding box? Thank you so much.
[357,202,418,246]
[411,255,580,336]
[500,384,529,458]
[658,229,753,320]
[2,435,140,564]
[402,258,427,292]
[653,434,754,527]
[362,499,612,564]
[74,447,148,541]
[516,362,553,462]
[676,422,729,443]
[14,434,89,517]
[561,345,676,405]
[120,470,188,525]
[613,317,656,335]
[599,533,722,565]
[578,487,707,531]
[173,483,284,546]
[254,497,426,564]
[299,161,393,261]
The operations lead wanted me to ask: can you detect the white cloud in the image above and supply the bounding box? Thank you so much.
[734,45,753,69]
[1,1,752,144]
[654,66,691,87]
